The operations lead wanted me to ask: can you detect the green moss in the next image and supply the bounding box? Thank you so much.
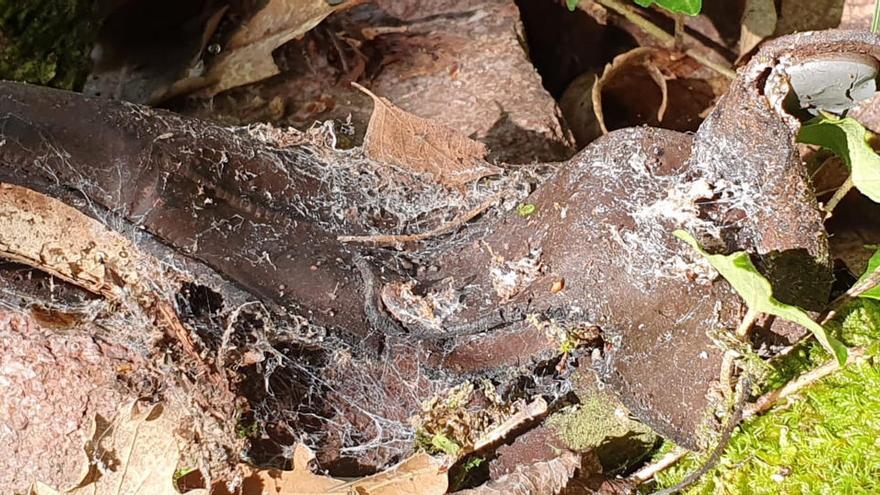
[651,299,880,493]
[548,390,656,472]
[0,0,97,89]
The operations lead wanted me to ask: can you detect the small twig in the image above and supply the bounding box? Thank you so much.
[630,448,688,484]
[683,48,737,80]
[595,0,674,45]
[452,397,548,465]
[154,301,201,363]
[822,263,880,323]
[873,0,880,33]
[823,175,854,219]
[592,0,736,80]
[338,190,506,245]
[744,346,867,418]
[651,377,751,495]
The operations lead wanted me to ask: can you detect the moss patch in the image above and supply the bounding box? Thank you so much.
[651,299,880,493]
[548,390,656,472]
[0,0,97,89]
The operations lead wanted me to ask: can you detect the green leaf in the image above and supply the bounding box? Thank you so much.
[517,203,537,217]
[430,433,462,456]
[633,0,702,15]
[566,0,580,11]
[798,114,880,203]
[674,230,848,365]
[857,248,880,300]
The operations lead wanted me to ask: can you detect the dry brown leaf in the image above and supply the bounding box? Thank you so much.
[85,4,228,104]
[350,453,448,495]
[0,183,215,369]
[739,0,777,58]
[355,83,502,187]
[0,183,142,299]
[31,401,206,495]
[591,48,668,135]
[453,450,580,495]
[197,0,350,96]
[227,444,447,495]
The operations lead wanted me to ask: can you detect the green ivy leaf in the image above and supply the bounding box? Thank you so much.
[675,230,848,365]
[857,248,880,300]
[798,114,880,203]
[566,0,580,11]
[633,0,702,15]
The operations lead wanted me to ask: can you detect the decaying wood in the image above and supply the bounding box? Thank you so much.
[2,29,880,490]
[337,190,508,245]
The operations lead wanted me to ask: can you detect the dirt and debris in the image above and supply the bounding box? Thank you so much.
[0,311,141,492]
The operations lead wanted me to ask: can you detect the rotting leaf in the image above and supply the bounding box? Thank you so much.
[633,0,702,15]
[86,5,228,104]
[0,182,142,299]
[31,402,206,495]
[453,449,581,495]
[798,114,880,203]
[856,248,880,300]
[675,230,848,365]
[592,47,668,135]
[0,182,208,368]
[739,0,777,58]
[195,0,348,96]
[355,83,502,187]
[220,444,447,495]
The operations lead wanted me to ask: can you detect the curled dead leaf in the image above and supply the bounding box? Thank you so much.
[453,449,580,495]
[0,183,142,299]
[220,444,447,495]
[85,4,228,104]
[31,401,205,495]
[196,0,351,96]
[592,47,668,135]
[0,183,211,371]
[355,83,502,187]
[739,0,778,58]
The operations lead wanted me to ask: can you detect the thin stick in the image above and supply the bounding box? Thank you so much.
[593,0,736,80]
[630,448,688,484]
[823,264,880,323]
[462,397,548,462]
[338,190,506,245]
[651,377,751,495]
[744,346,867,418]
[823,175,854,219]
[596,0,674,44]
[873,0,880,34]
